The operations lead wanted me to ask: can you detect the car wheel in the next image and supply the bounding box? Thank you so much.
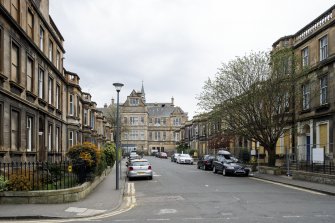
[197,165,200,169]
[222,168,227,176]
[148,176,153,180]
[244,172,249,177]
[213,166,217,174]
[128,177,132,181]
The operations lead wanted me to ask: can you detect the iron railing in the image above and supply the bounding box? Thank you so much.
[0,161,87,191]
[286,160,335,175]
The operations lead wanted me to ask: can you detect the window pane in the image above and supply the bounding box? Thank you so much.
[11,110,19,151]
[27,58,33,91]
[27,10,33,38]
[11,43,19,82]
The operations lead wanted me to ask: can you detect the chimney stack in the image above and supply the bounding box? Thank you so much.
[171,96,174,106]
[111,98,115,105]
[104,103,107,108]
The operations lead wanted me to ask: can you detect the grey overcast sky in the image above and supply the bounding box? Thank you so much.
[50,0,334,119]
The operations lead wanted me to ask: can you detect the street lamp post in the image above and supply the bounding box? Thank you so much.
[113,82,123,190]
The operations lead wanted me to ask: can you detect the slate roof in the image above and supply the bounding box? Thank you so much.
[147,104,185,117]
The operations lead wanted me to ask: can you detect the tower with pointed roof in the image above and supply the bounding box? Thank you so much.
[141,81,146,103]
[111,82,188,155]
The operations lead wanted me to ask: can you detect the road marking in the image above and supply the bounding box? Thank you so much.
[283,215,301,218]
[147,219,170,221]
[315,215,331,217]
[113,220,136,222]
[221,212,233,216]
[251,177,326,195]
[233,196,240,201]
[158,209,177,215]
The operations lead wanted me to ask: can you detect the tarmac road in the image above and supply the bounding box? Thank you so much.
[95,156,335,223]
[4,156,334,223]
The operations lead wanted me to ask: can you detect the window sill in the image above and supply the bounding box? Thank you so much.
[38,98,48,107]
[0,72,8,82]
[26,91,37,100]
[299,108,312,114]
[48,104,56,111]
[315,103,330,112]
[9,81,24,93]
[56,109,62,115]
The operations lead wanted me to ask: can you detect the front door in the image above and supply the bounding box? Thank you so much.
[38,116,45,162]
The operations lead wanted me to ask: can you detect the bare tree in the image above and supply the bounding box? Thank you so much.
[103,105,129,136]
[198,51,296,166]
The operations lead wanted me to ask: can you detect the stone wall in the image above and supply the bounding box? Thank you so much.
[258,166,283,175]
[0,168,111,204]
[291,170,335,185]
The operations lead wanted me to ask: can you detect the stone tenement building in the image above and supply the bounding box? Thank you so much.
[100,84,188,155]
[0,0,111,162]
[272,4,335,163]
[182,4,335,164]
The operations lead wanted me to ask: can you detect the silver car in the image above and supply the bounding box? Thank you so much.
[127,159,153,180]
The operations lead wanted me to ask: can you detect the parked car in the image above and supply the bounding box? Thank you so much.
[159,152,168,159]
[171,153,180,162]
[176,154,193,164]
[197,155,214,170]
[212,156,250,176]
[127,159,153,180]
[151,149,158,156]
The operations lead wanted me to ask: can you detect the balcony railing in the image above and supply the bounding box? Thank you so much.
[295,7,333,42]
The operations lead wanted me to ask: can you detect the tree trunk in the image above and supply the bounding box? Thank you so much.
[267,146,276,167]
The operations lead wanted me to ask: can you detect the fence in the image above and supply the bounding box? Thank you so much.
[284,160,335,176]
[0,161,87,191]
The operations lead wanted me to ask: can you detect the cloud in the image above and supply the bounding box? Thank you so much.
[50,0,334,118]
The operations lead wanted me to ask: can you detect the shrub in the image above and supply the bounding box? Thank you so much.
[7,174,32,191]
[103,142,116,167]
[67,142,101,182]
[0,176,8,192]
[97,152,108,176]
[188,149,197,157]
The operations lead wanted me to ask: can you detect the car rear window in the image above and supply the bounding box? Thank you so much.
[180,154,189,157]
[132,162,149,166]
[223,155,231,159]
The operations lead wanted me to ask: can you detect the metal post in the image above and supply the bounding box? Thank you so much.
[257,148,260,173]
[115,90,120,190]
[286,147,291,176]
[113,82,123,190]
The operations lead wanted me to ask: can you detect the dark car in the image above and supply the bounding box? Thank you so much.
[212,156,250,176]
[171,153,180,162]
[197,155,214,170]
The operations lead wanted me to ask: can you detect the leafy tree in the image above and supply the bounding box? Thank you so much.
[198,51,296,166]
[176,144,189,154]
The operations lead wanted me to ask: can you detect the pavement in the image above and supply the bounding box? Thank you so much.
[0,164,335,221]
[0,161,128,220]
[252,172,335,195]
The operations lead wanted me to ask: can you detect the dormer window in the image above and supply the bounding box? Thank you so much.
[130,98,139,106]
